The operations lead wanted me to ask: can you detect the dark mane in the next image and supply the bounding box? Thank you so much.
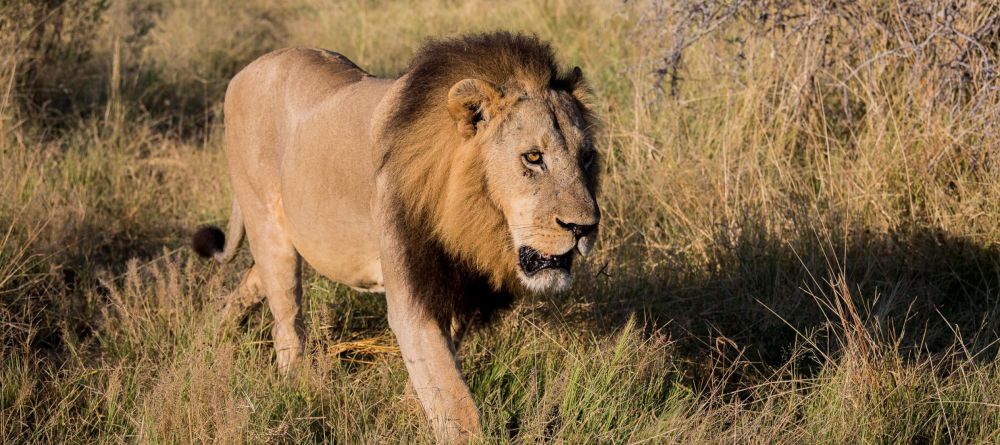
[388,31,584,134]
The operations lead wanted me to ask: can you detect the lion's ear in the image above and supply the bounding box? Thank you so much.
[564,66,593,111]
[567,66,584,88]
[447,78,500,138]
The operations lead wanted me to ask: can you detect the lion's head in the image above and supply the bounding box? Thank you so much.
[380,32,599,294]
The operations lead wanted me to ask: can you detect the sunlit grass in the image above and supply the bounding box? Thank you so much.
[1,0,998,443]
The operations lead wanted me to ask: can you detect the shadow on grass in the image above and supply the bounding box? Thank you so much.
[13,200,997,386]
[560,218,1000,376]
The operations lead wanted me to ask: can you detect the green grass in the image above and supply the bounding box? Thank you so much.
[2,0,999,443]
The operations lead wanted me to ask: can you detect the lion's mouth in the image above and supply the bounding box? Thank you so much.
[518,246,574,276]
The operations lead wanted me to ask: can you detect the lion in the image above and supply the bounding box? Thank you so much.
[192,31,600,443]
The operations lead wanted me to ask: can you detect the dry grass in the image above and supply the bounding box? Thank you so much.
[1,0,999,443]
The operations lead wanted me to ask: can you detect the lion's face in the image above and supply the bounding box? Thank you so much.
[448,79,600,292]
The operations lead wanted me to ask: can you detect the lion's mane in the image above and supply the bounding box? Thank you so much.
[376,31,592,325]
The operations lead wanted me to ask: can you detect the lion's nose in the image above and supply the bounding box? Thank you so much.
[556,218,597,239]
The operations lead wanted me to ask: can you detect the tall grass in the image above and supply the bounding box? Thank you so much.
[1,0,998,443]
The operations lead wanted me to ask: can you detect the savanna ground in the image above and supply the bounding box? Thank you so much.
[2,0,1000,443]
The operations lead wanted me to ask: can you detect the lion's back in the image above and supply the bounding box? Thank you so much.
[224,48,370,128]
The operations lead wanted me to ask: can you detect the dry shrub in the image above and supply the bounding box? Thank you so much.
[641,0,999,169]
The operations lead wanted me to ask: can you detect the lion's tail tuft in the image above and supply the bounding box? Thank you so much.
[192,226,225,258]
[191,198,245,264]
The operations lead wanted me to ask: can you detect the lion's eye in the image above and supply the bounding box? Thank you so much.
[523,151,543,165]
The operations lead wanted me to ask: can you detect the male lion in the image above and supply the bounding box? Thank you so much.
[192,32,599,443]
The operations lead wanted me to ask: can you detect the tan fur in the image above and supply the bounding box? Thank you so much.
[199,33,599,444]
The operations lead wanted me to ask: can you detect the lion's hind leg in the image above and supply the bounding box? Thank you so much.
[219,265,266,322]
[243,217,306,375]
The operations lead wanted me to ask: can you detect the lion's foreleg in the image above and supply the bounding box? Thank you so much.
[400,314,470,411]
[378,241,480,441]
[387,292,481,443]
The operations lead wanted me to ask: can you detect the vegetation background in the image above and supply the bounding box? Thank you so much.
[2,0,999,443]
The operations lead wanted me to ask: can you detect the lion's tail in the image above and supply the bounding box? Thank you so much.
[192,198,245,264]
